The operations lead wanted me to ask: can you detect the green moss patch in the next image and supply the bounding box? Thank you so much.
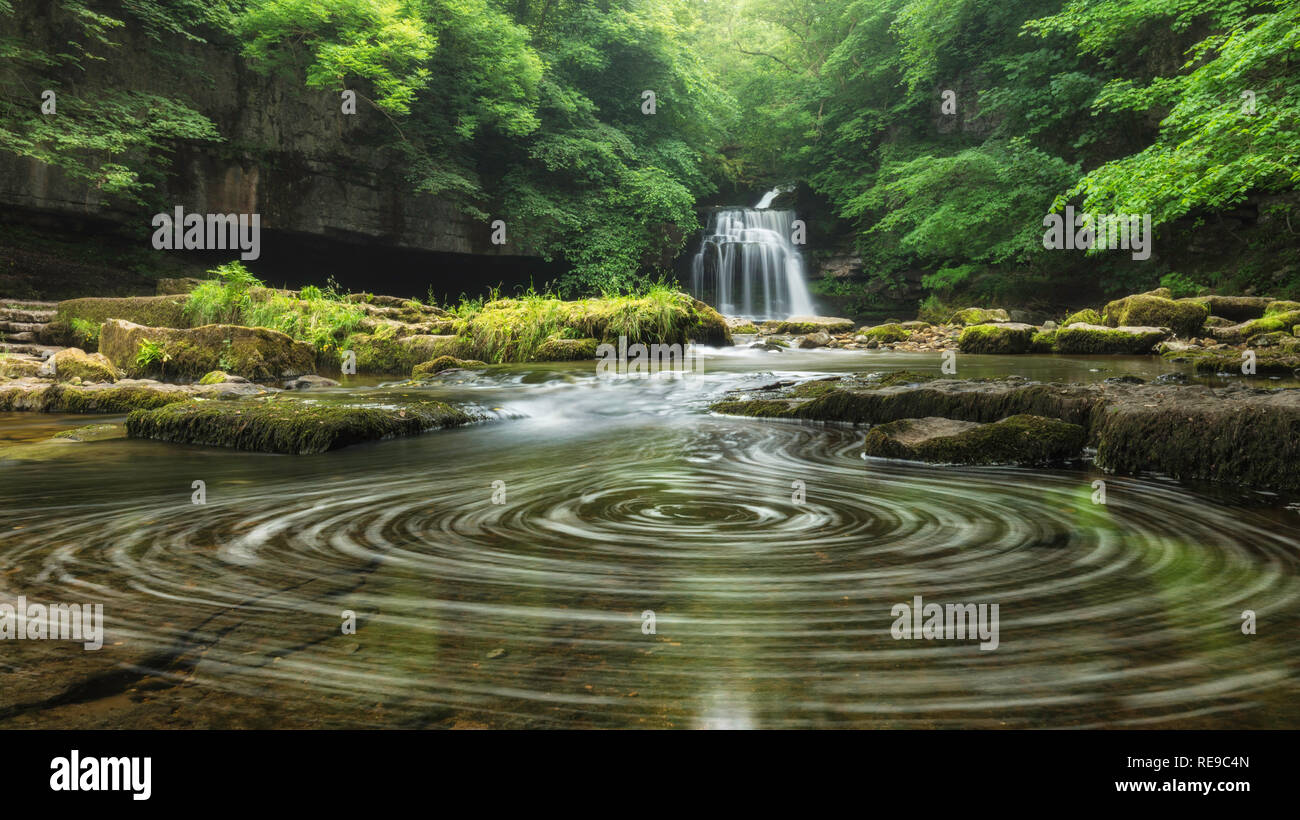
[858,323,912,343]
[533,337,599,361]
[57,295,190,331]
[126,398,478,454]
[764,316,855,334]
[0,382,193,413]
[1062,309,1102,327]
[52,348,119,383]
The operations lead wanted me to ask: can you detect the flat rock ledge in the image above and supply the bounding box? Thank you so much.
[0,377,270,413]
[712,375,1300,490]
[862,414,1087,466]
[126,397,486,455]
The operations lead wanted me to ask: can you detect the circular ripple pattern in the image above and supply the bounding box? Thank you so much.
[3,408,1300,728]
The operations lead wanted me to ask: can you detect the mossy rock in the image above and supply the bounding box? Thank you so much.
[863,414,1086,465]
[858,323,911,343]
[1203,316,1233,328]
[1186,295,1273,322]
[126,397,477,454]
[957,322,1036,354]
[1168,348,1300,375]
[866,370,939,388]
[100,320,315,381]
[0,381,194,413]
[1264,300,1300,316]
[1062,308,1102,327]
[51,348,119,383]
[0,356,43,379]
[411,356,487,377]
[198,370,230,385]
[947,307,1010,326]
[342,332,477,375]
[57,294,190,330]
[764,316,855,335]
[1101,293,1208,337]
[729,322,759,334]
[1239,310,1300,338]
[52,423,126,442]
[533,337,599,361]
[1053,324,1168,354]
[1031,330,1057,353]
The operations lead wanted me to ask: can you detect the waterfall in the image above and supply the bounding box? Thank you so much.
[689,187,815,319]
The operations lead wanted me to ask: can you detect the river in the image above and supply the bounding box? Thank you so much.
[2,347,1298,728]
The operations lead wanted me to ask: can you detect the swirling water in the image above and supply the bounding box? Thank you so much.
[1,349,1298,728]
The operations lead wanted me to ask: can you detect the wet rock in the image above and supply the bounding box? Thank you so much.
[412,356,488,377]
[863,414,1087,466]
[127,397,484,454]
[1186,295,1274,322]
[796,331,833,349]
[283,374,342,390]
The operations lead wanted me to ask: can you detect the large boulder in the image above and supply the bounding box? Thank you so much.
[100,319,315,381]
[947,307,1010,326]
[51,348,119,383]
[858,323,911,343]
[863,414,1087,465]
[957,322,1036,354]
[1187,295,1274,322]
[1053,324,1169,354]
[1102,292,1208,337]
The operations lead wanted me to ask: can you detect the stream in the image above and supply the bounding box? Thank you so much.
[2,348,1298,728]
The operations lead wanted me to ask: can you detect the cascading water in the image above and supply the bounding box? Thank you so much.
[690,186,816,319]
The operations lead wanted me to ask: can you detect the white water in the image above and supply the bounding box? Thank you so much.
[689,186,815,319]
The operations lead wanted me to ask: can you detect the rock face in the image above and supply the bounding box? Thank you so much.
[0,15,496,258]
[711,376,1300,490]
[1053,324,1169,354]
[863,414,1087,465]
[99,319,315,381]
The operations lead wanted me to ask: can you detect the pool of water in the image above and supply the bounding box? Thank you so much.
[1,348,1298,728]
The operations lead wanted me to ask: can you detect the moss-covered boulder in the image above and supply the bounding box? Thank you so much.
[763,316,855,334]
[0,356,44,379]
[1062,308,1103,327]
[51,348,119,383]
[947,307,1010,326]
[1031,330,1057,353]
[342,332,476,375]
[100,319,315,381]
[1165,348,1300,375]
[0,380,198,413]
[1211,310,1300,343]
[126,397,478,454]
[1101,292,1208,337]
[863,414,1087,465]
[198,370,230,385]
[1187,295,1274,322]
[57,295,190,330]
[957,322,1036,354]
[533,337,599,361]
[1264,300,1300,316]
[411,356,488,377]
[858,323,912,343]
[1053,324,1169,354]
